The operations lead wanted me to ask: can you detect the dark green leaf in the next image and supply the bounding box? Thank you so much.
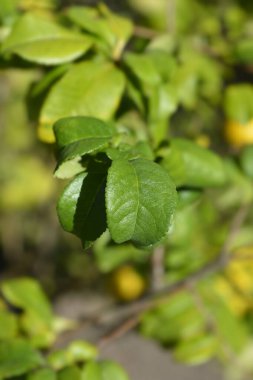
[57,166,108,247]
[53,116,115,178]
[106,158,177,247]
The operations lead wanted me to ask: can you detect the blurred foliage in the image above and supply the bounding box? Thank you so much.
[0,0,253,379]
[0,277,128,379]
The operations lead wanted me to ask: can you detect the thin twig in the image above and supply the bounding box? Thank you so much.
[133,25,159,39]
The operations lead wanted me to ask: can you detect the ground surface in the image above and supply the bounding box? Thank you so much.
[55,291,224,380]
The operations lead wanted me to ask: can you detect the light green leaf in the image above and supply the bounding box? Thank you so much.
[53,116,115,179]
[1,277,53,323]
[27,368,57,380]
[57,167,107,247]
[99,361,129,380]
[81,361,129,380]
[106,158,177,247]
[0,339,42,378]
[161,139,227,188]
[0,310,18,340]
[240,145,253,179]
[67,5,133,58]
[225,84,253,124]
[58,366,82,380]
[1,13,92,65]
[124,53,161,87]
[81,361,101,380]
[48,341,97,371]
[40,60,125,136]
[68,341,98,362]
[173,335,218,365]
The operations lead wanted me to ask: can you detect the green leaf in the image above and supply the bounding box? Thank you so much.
[173,335,218,365]
[81,361,129,380]
[67,5,133,58]
[40,60,125,139]
[99,361,129,380]
[67,341,98,362]
[27,368,57,380]
[124,53,161,87]
[1,277,53,323]
[1,13,92,65]
[53,116,115,179]
[240,145,253,179]
[233,39,253,64]
[161,139,227,188]
[48,341,97,371]
[0,339,42,378]
[225,84,253,124]
[57,165,108,247]
[0,310,18,340]
[58,366,82,380]
[106,158,177,247]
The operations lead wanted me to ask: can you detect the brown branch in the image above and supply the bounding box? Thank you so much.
[133,25,159,39]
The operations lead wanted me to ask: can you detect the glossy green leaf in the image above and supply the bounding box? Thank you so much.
[0,340,42,378]
[1,13,92,65]
[161,139,227,188]
[173,335,218,365]
[81,360,129,380]
[53,116,115,178]
[1,277,53,323]
[27,368,56,380]
[225,84,253,124]
[57,168,107,247]
[106,158,177,247]
[0,310,18,340]
[40,60,125,133]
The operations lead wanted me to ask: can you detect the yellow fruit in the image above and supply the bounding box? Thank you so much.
[224,119,253,148]
[111,265,146,302]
